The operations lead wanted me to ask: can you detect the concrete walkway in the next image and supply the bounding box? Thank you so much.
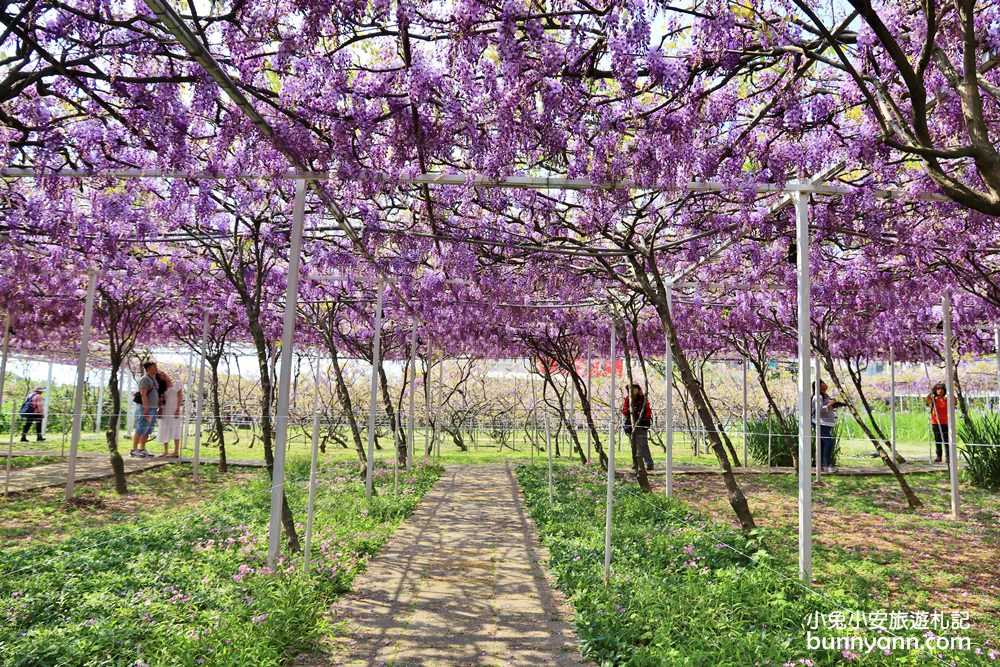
[1,455,168,494]
[318,464,586,667]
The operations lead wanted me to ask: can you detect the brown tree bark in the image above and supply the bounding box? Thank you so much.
[208,355,227,473]
[246,319,301,551]
[104,363,127,495]
[817,347,923,509]
[653,296,757,531]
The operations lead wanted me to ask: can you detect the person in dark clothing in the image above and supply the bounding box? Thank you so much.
[810,380,839,472]
[19,386,45,442]
[621,384,654,471]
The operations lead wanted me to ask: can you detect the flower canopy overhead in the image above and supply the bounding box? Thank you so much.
[0,0,998,362]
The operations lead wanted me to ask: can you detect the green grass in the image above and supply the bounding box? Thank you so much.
[7,425,700,467]
[0,460,441,666]
[1,455,64,471]
[712,472,1000,635]
[0,464,251,547]
[0,408,966,475]
[517,465,999,666]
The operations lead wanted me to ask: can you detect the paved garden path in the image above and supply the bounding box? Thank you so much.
[321,464,586,667]
[1,454,168,494]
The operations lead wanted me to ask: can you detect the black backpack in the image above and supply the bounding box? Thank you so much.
[19,394,36,416]
[133,375,166,405]
[133,376,150,405]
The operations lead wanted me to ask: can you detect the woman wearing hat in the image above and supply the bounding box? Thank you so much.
[924,383,949,463]
[19,386,45,443]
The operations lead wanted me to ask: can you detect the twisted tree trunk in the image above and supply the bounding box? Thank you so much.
[104,362,127,495]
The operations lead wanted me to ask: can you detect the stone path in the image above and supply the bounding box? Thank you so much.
[1,455,169,494]
[4,449,100,459]
[0,450,271,494]
[317,464,586,667]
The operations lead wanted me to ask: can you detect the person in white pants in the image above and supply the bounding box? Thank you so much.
[157,371,184,458]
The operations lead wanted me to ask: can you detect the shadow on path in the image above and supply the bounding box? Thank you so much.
[312,463,586,667]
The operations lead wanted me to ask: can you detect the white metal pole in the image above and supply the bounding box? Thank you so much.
[545,397,553,505]
[604,329,618,581]
[95,370,105,434]
[616,356,622,455]
[2,314,13,497]
[126,372,136,436]
[435,354,444,461]
[304,355,322,573]
[365,281,386,500]
[5,408,14,490]
[393,371,399,500]
[942,294,960,517]
[742,357,748,468]
[304,408,321,574]
[530,373,537,465]
[889,346,897,462]
[586,343,592,462]
[61,393,68,457]
[0,314,11,444]
[42,360,53,437]
[423,350,432,464]
[794,190,813,583]
[192,313,209,481]
[65,269,98,502]
[267,178,307,565]
[181,349,194,454]
[568,375,576,457]
[995,326,1000,410]
[815,356,822,482]
[665,283,673,497]
[406,322,417,470]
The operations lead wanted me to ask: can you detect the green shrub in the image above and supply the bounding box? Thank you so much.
[957,414,1000,490]
[745,413,796,466]
[745,414,840,467]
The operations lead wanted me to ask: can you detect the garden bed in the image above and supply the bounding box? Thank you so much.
[672,471,1000,634]
[517,465,998,666]
[0,461,441,666]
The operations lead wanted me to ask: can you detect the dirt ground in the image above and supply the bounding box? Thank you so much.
[672,471,1000,630]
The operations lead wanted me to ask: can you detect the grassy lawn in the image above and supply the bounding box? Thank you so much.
[0,464,255,548]
[0,460,442,666]
[518,465,999,666]
[8,411,956,473]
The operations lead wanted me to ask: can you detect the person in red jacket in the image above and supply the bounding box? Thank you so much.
[622,384,654,471]
[924,382,949,463]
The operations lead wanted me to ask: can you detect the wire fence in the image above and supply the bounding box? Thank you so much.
[3,406,998,471]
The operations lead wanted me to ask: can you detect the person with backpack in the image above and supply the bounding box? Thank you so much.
[18,386,45,443]
[621,383,655,471]
[131,361,159,458]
